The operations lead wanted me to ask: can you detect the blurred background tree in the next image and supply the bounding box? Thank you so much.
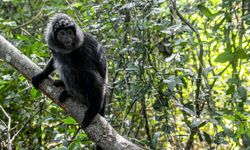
[0,0,249,149]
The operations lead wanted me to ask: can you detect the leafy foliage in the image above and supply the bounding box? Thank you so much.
[0,0,249,149]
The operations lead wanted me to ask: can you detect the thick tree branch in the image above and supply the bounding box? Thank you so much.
[0,35,143,150]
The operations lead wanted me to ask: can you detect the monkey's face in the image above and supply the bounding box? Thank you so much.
[56,28,76,52]
[45,14,84,54]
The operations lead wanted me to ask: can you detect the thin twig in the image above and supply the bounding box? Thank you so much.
[65,0,82,27]
[210,63,230,88]
[0,105,12,150]
[14,9,43,29]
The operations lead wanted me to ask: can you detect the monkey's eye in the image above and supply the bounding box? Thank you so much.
[58,30,66,36]
[67,29,74,35]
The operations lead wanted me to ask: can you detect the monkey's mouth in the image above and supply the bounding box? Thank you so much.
[65,41,72,45]
[64,41,73,47]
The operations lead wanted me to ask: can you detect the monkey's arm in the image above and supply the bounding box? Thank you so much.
[32,57,55,89]
[32,57,69,102]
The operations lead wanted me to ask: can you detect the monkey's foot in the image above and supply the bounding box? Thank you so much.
[54,80,65,88]
[58,90,70,103]
[81,118,92,129]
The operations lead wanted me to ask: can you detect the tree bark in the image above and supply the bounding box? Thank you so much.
[0,35,144,150]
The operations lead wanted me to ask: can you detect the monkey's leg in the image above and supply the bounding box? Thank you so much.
[81,86,104,128]
[32,57,55,89]
[81,103,102,129]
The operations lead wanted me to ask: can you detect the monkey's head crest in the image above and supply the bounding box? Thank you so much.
[52,14,75,33]
[45,13,84,54]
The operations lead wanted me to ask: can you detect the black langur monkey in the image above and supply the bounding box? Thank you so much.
[32,13,107,134]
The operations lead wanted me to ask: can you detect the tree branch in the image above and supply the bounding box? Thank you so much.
[0,35,143,150]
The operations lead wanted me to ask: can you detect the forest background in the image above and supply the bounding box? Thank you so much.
[0,0,250,149]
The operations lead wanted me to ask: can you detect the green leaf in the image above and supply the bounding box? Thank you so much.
[211,11,224,18]
[203,132,212,144]
[69,141,81,150]
[0,80,9,84]
[72,2,83,8]
[214,51,234,63]
[191,118,206,128]
[213,17,225,31]
[152,132,161,149]
[197,4,213,18]
[198,121,207,128]
[238,87,247,101]
[181,77,188,88]
[227,78,238,84]
[163,76,176,91]
[236,49,248,59]
[153,99,167,111]
[160,30,172,35]
[120,3,135,10]
[151,8,165,14]
[62,117,76,125]
[182,107,196,116]
[226,85,235,95]
[30,87,38,98]
[2,21,17,27]
[242,131,250,146]
[67,128,75,133]
[0,124,6,131]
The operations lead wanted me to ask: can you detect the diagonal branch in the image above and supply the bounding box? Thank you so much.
[0,35,143,150]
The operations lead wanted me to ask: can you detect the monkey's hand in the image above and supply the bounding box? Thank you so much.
[58,90,70,103]
[54,80,65,88]
[32,73,46,89]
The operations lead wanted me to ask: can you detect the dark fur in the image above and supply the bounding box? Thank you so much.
[32,13,107,137]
